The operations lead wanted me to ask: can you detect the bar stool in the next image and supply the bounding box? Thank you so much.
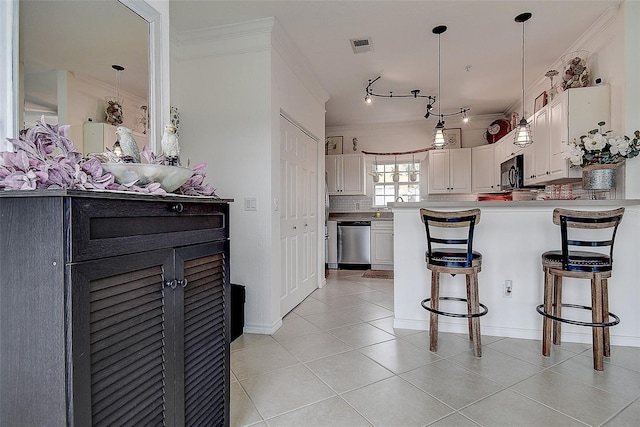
[419,208,487,357]
[537,208,624,371]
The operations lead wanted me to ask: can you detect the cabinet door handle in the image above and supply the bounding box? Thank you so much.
[177,279,188,288]
[164,279,178,289]
[171,203,184,213]
[293,226,297,230]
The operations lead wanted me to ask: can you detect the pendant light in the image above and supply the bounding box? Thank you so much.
[514,13,533,148]
[432,25,447,149]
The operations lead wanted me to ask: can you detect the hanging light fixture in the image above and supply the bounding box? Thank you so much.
[432,25,447,149]
[392,155,400,182]
[514,12,533,148]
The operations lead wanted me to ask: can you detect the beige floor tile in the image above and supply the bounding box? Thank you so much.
[306,350,394,393]
[271,316,322,341]
[550,354,640,399]
[292,298,332,316]
[352,290,393,304]
[328,322,395,348]
[426,413,481,427]
[304,310,362,330]
[342,302,394,322]
[603,399,640,427]
[460,389,585,426]
[487,337,583,368]
[401,359,504,409]
[231,341,299,380]
[240,364,335,420]
[363,280,394,293]
[447,347,543,386]
[367,317,421,338]
[402,331,475,358]
[231,382,263,427]
[320,294,370,310]
[278,332,352,363]
[265,396,372,426]
[603,345,640,373]
[359,339,441,374]
[342,376,453,427]
[231,333,278,352]
[511,369,631,425]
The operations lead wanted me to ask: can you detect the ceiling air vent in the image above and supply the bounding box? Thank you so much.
[350,37,373,54]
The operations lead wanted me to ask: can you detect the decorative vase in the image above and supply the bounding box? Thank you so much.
[581,163,618,190]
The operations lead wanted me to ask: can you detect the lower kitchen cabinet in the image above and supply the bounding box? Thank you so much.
[370,221,394,270]
[0,192,231,426]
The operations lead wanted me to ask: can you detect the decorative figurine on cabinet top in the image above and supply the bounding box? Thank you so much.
[115,126,141,163]
[161,124,180,165]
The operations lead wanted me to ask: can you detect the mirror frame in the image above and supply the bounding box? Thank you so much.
[1,0,169,153]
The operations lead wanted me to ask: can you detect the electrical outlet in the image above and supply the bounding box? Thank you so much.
[504,280,513,298]
[355,202,360,210]
[273,198,279,211]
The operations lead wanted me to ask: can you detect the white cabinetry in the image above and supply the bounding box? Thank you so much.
[428,148,471,194]
[326,154,366,195]
[370,221,393,270]
[523,86,610,185]
[472,144,499,192]
[69,122,149,155]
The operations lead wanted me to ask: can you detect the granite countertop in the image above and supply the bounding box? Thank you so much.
[328,211,393,221]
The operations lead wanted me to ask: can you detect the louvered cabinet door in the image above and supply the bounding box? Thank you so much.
[70,249,174,426]
[174,241,231,426]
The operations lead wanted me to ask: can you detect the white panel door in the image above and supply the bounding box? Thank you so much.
[280,116,317,316]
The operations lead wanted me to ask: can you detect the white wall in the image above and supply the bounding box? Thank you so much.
[172,18,328,334]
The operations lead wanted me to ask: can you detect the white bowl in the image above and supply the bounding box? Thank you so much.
[102,163,194,193]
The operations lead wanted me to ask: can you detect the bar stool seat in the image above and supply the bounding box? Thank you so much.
[419,208,487,357]
[537,207,624,371]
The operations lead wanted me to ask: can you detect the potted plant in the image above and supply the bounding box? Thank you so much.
[563,121,639,190]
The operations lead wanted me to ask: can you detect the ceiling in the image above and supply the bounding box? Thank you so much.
[169,0,621,128]
[19,1,622,128]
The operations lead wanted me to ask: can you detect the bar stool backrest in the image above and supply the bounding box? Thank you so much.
[552,207,625,272]
[420,208,481,268]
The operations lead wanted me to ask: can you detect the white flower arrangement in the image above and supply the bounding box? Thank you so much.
[563,121,640,168]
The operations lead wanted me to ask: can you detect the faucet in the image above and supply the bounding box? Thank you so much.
[395,196,404,202]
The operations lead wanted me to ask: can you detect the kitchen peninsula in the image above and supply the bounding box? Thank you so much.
[390,200,640,347]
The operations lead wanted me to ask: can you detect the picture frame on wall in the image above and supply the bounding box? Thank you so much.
[443,128,461,149]
[534,91,547,113]
[325,136,343,155]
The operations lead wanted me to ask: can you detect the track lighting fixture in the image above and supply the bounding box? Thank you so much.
[364,76,436,105]
[514,12,533,148]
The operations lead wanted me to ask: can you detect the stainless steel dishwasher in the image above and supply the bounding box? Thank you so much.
[337,221,371,267]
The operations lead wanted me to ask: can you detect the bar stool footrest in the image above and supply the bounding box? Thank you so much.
[536,303,620,327]
[421,297,488,318]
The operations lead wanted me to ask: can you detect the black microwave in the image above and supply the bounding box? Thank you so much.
[500,154,524,190]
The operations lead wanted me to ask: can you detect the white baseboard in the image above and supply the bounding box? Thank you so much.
[243,318,283,335]
[393,317,640,347]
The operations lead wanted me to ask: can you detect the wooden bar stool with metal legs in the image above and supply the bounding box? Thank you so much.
[537,208,624,371]
[419,208,487,357]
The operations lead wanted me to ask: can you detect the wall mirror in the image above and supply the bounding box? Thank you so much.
[3,0,167,153]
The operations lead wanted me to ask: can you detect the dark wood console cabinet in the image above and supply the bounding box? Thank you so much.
[0,191,231,426]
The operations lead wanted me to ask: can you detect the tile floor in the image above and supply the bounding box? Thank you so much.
[230,270,640,427]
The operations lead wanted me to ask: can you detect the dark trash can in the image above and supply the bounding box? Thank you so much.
[230,283,245,342]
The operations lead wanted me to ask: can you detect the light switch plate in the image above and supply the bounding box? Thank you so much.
[244,197,257,211]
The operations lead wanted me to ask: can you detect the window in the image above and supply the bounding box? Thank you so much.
[373,161,420,206]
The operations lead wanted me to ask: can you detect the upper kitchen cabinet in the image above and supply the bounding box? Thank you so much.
[524,85,610,185]
[472,144,499,192]
[326,154,366,195]
[428,148,471,194]
[548,85,610,181]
